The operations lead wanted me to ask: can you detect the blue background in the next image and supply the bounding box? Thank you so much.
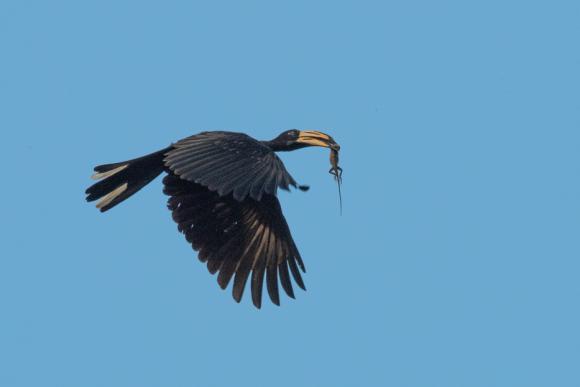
[1,1,578,386]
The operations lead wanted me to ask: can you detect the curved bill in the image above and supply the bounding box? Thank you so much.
[297,130,341,150]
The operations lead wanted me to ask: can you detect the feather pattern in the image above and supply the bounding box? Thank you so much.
[163,173,306,308]
[164,131,299,201]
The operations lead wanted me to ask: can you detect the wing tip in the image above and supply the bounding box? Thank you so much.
[252,298,262,309]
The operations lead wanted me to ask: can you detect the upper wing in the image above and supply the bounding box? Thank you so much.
[164,131,298,201]
[163,173,306,308]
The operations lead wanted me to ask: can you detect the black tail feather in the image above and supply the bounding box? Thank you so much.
[86,146,171,212]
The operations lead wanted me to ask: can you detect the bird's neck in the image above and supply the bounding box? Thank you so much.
[261,140,308,152]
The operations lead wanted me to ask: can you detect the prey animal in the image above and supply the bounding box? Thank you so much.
[86,130,342,308]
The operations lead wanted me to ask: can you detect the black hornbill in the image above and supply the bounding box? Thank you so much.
[86,129,341,308]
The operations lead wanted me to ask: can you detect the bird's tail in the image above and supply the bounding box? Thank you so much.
[86,146,172,212]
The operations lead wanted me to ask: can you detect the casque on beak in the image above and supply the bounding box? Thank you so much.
[296,130,340,150]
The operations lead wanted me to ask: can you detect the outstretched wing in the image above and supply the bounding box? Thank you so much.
[164,131,298,201]
[163,173,306,308]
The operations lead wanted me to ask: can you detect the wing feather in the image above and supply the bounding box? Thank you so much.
[163,173,306,308]
[164,131,298,201]
[232,223,265,302]
[288,257,306,291]
[279,260,295,299]
[249,161,275,200]
[266,264,280,306]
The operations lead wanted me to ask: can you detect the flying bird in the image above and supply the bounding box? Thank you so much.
[86,130,341,308]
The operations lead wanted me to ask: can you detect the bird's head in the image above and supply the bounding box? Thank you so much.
[268,129,341,152]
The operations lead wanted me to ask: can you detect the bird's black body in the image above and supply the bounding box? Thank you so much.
[86,130,340,308]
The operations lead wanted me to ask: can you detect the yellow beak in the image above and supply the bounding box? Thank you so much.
[296,130,338,149]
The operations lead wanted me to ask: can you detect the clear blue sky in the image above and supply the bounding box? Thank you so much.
[1,1,578,386]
